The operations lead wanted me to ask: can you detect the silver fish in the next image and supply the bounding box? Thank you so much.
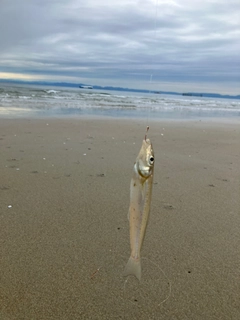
[124,129,154,280]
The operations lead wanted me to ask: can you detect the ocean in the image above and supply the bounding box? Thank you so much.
[0,84,240,119]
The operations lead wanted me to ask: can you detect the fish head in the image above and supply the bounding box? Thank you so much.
[136,138,154,178]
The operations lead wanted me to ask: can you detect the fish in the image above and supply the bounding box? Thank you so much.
[124,127,154,281]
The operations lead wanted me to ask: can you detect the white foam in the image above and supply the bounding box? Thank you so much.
[46,90,59,94]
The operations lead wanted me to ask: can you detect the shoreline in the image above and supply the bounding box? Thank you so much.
[0,117,239,319]
[1,111,240,124]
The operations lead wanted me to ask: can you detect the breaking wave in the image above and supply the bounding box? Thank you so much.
[0,84,240,118]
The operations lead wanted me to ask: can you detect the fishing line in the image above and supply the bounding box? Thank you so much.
[121,1,172,318]
[122,256,172,318]
[146,0,159,127]
[122,277,149,319]
[141,257,172,307]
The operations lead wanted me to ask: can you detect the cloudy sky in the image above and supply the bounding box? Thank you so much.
[0,0,239,94]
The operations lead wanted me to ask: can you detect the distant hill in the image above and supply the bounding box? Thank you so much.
[0,79,239,100]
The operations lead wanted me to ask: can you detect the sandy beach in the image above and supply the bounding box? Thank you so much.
[0,116,240,319]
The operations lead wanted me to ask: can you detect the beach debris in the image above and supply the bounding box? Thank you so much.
[96,173,105,177]
[16,168,20,171]
[161,133,164,136]
[83,153,86,156]
[7,205,12,208]
[90,267,101,279]
[43,158,46,160]
[163,204,175,210]
[216,177,228,182]
[52,176,60,180]
[124,126,154,281]
[0,186,10,190]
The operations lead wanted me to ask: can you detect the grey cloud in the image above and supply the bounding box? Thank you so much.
[0,0,239,94]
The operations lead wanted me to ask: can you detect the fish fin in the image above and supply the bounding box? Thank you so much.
[123,256,141,281]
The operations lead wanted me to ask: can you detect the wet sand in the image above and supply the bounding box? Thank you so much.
[0,117,240,319]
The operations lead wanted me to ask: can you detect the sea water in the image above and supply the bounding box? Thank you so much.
[0,84,240,119]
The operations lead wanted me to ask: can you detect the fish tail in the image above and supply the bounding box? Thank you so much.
[123,256,141,281]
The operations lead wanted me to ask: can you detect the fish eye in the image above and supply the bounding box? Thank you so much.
[149,156,154,164]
